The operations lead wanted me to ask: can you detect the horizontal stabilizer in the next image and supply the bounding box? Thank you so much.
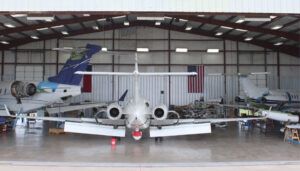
[64,122,126,137]
[76,71,197,76]
[139,72,197,76]
[150,123,211,137]
[75,71,134,76]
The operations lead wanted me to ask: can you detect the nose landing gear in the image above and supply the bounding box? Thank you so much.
[132,129,142,140]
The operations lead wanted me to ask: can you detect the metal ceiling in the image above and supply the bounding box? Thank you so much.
[0,13,299,57]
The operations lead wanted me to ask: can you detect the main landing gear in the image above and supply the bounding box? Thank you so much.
[155,137,163,142]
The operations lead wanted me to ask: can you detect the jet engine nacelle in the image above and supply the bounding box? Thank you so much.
[106,103,122,120]
[152,104,168,120]
[11,81,37,98]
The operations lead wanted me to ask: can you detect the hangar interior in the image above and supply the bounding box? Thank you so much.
[1,14,299,106]
[0,1,300,170]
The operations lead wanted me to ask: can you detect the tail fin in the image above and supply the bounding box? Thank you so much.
[240,76,269,99]
[48,44,101,85]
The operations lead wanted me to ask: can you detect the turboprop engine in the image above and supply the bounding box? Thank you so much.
[106,103,123,120]
[11,81,37,104]
[152,104,168,120]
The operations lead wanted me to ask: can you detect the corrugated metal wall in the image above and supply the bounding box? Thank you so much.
[71,74,300,106]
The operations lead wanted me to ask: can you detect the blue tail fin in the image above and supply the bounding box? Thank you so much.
[48,44,101,85]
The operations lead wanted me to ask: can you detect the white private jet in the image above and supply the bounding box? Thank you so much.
[1,53,267,142]
[236,73,300,107]
[0,44,104,115]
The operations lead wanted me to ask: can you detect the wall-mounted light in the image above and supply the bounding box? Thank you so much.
[136,48,149,52]
[207,49,219,53]
[175,48,188,53]
[155,21,161,26]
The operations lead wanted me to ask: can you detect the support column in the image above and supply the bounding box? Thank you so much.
[56,39,59,75]
[168,28,171,106]
[277,51,280,89]
[264,48,267,87]
[112,29,115,101]
[1,50,4,81]
[14,47,17,80]
[236,41,240,92]
[223,39,227,101]
[43,40,46,80]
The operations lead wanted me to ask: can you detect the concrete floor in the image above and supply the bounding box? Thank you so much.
[0,122,299,170]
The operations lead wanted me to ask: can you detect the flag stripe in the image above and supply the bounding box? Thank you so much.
[187,65,204,93]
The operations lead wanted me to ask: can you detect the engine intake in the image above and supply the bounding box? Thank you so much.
[11,81,37,98]
[106,103,122,120]
[152,104,168,120]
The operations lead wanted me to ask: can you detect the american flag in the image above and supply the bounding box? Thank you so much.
[187,65,204,93]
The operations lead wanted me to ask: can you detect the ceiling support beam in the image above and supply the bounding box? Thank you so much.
[0,21,299,58]
[169,15,300,42]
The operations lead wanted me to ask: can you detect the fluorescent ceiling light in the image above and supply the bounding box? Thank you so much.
[30,35,39,39]
[185,26,192,31]
[271,25,282,30]
[163,16,172,20]
[36,27,48,31]
[11,14,27,18]
[244,37,253,41]
[197,15,205,17]
[4,23,15,28]
[101,47,108,52]
[221,26,233,29]
[97,18,106,22]
[27,16,54,21]
[274,42,283,46]
[137,16,165,21]
[92,26,99,30]
[155,21,161,26]
[207,49,219,53]
[136,48,149,52]
[244,17,271,22]
[124,21,130,26]
[61,31,69,35]
[175,48,188,53]
[83,14,90,17]
[235,29,248,32]
[51,25,64,29]
[235,19,245,23]
[215,32,223,36]
[0,41,9,45]
[113,15,126,19]
[179,19,188,22]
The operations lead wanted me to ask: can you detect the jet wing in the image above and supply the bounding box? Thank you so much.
[46,102,107,114]
[150,117,265,138]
